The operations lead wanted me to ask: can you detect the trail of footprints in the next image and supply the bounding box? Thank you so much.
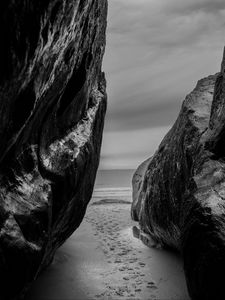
[85,203,158,299]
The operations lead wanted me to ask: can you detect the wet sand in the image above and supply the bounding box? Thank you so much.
[26,197,190,300]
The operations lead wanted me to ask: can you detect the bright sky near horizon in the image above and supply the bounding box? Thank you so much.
[99,0,225,170]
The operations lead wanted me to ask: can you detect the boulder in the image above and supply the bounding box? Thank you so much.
[132,50,225,299]
[0,0,107,299]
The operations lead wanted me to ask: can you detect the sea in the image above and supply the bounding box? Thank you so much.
[93,169,134,200]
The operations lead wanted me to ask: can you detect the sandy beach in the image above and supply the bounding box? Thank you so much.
[26,181,190,300]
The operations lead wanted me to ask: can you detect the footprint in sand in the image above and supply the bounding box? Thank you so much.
[138,262,146,267]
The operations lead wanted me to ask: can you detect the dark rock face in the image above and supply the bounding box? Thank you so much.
[132,52,225,300]
[0,1,107,299]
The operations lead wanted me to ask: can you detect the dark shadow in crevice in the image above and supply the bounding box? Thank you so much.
[64,43,75,65]
[50,1,61,25]
[42,22,49,44]
[12,81,36,133]
[205,132,225,162]
[57,53,88,117]
[14,209,49,245]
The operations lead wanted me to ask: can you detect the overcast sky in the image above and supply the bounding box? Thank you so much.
[99,0,225,169]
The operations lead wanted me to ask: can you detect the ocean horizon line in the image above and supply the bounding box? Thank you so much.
[97,168,135,171]
[94,187,132,191]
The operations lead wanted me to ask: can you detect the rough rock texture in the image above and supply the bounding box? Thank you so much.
[131,158,151,222]
[132,51,225,300]
[0,1,107,299]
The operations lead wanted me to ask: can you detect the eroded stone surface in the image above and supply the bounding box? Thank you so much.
[0,1,107,299]
[132,51,225,299]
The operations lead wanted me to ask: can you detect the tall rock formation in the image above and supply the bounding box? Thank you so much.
[132,50,225,300]
[0,0,107,299]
